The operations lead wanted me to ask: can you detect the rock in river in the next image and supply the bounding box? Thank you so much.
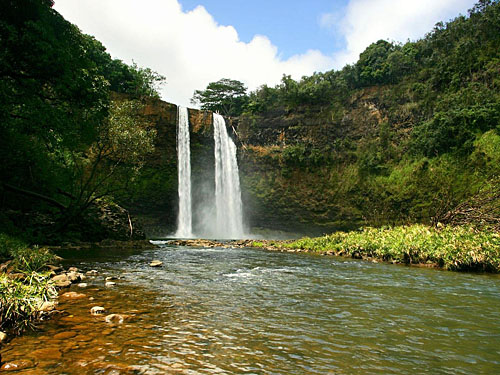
[90,306,106,315]
[150,260,163,267]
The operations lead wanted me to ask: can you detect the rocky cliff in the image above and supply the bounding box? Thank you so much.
[125,90,388,237]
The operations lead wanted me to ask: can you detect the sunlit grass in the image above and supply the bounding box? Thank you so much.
[283,225,500,272]
[0,233,58,332]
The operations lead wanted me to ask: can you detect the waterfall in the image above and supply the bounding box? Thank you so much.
[213,113,244,238]
[175,106,192,238]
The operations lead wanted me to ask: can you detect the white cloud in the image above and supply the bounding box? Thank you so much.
[54,0,475,106]
[322,0,475,67]
[54,0,333,107]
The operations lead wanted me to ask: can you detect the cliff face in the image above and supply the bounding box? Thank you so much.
[122,100,211,236]
[128,89,393,237]
[236,87,398,235]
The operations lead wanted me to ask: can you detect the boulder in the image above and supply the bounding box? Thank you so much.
[0,331,7,343]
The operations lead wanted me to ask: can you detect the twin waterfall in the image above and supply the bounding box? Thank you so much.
[175,107,244,239]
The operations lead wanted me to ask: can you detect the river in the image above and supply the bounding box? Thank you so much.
[2,244,500,374]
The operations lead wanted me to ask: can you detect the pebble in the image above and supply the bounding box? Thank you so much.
[86,270,99,276]
[78,283,88,288]
[105,276,119,281]
[105,281,116,287]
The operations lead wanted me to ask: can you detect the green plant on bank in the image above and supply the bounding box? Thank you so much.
[284,225,500,272]
[251,241,265,248]
[0,233,58,332]
[0,273,56,332]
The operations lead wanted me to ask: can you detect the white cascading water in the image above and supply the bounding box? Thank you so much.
[213,113,244,238]
[175,106,193,238]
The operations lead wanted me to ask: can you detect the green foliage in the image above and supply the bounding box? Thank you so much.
[191,78,248,116]
[10,246,57,273]
[0,233,26,260]
[285,225,500,272]
[0,233,57,272]
[0,1,164,241]
[238,1,500,232]
[0,272,57,332]
[0,232,57,332]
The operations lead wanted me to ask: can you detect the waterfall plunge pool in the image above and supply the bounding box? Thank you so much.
[2,244,500,374]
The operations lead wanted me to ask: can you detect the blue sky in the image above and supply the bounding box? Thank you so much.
[54,0,476,106]
[179,0,348,58]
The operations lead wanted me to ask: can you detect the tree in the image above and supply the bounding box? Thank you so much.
[58,100,156,224]
[191,78,248,116]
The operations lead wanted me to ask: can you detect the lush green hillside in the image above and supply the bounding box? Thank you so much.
[236,0,500,233]
[0,0,165,243]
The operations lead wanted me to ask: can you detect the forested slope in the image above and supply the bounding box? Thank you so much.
[236,0,500,233]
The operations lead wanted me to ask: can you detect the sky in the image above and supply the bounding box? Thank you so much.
[53,0,476,107]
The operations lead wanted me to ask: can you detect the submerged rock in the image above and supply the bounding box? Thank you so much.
[53,331,77,340]
[1,360,34,371]
[61,292,86,299]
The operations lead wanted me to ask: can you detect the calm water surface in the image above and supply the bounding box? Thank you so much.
[2,244,500,374]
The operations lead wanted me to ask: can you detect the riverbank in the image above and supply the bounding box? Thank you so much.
[170,224,500,273]
[251,224,500,273]
[0,235,157,345]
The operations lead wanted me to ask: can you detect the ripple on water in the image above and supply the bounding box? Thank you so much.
[2,245,500,374]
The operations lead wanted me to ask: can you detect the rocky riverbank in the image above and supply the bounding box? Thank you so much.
[168,224,500,273]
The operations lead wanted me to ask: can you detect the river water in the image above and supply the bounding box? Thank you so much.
[2,244,500,374]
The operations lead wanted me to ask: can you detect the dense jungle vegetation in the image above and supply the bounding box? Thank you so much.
[0,0,165,243]
[1,0,499,243]
[230,0,500,232]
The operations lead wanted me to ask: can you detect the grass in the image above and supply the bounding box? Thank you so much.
[281,225,500,272]
[0,233,58,333]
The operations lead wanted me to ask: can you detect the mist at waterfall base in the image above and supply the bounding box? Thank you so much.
[174,107,246,240]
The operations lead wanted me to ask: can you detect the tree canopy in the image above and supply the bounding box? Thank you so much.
[191,78,248,116]
[0,0,164,241]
